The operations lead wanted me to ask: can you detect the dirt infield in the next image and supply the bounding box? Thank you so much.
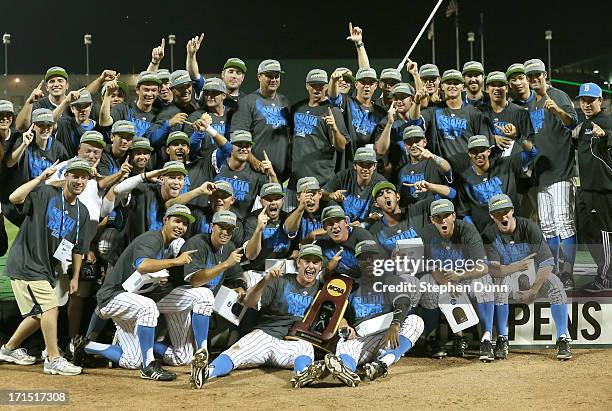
[1,348,611,410]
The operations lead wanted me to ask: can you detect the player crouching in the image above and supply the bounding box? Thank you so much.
[325,240,424,387]
[193,245,325,389]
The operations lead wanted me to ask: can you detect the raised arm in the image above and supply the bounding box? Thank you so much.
[5,124,34,168]
[186,33,204,81]
[85,70,118,95]
[147,38,165,72]
[242,266,282,308]
[9,160,58,204]
[53,91,80,122]
[347,22,369,69]
[15,80,45,132]
[375,103,397,155]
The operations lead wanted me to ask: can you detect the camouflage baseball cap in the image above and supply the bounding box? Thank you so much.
[402,125,426,141]
[156,69,171,81]
[212,210,237,227]
[462,61,484,75]
[31,108,54,124]
[161,161,188,176]
[137,71,161,86]
[441,69,465,84]
[212,180,234,197]
[355,68,377,81]
[524,58,546,75]
[334,67,355,82]
[65,158,94,176]
[203,77,227,93]
[354,147,377,163]
[430,199,455,216]
[45,66,68,81]
[0,100,14,114]
[380,68,402,82]
[391,83,415,97]
[298,244,323,260]
[467,135,491,150]
[355,240,381,257]
[488,194,514,213]
[505,63,526,79]
[296,176,320,193]
[129,137,153,152]
[80,130,106,148]
[165,204,195,223]
[260,182,284,198]
[419,64,440,78]
[167,131,190,145]
[170,70,192,88]
[258,59,284,74]
[305,69,328,84]
[71,89,93,105]
[321,205,346,223]
[371,181,397,199]
[230,130,253,144]
[111,120,136,135]
[224,58,247,73]
[486,71,508,85]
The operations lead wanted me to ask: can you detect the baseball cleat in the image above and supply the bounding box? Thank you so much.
[291,360,328,388]
[425,337,447,359]
[0,345,36,365]
[190,348,209,389]
[479,339,495,362]
[494,336,509,360]
[449,336,468,357]
[363,360,388,381]
[324,354,360,387]
[556,337,572,361]
[140,360,177,381]
[71,335,90,367]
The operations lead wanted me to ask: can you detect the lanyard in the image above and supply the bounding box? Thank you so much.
[60,189,80,244]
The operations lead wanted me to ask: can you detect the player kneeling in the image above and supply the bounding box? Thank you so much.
[483,194,571,360]
[194,245,325,389]
[325,240,424,387]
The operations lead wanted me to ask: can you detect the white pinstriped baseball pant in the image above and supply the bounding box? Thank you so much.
[492,274,567,305]
[223,329,314,370]
[335,314,424,366]
[97,286,214,369]
[419,274,495,309]
[537,180,576,239]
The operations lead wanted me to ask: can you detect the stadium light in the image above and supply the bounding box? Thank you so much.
[2,33,10,76]
[168,34,176,71]
[84,34,92,77]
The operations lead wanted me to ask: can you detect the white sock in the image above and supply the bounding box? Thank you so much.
[84,341,110,352]
[379,353,396,367]
[481,331,491,342]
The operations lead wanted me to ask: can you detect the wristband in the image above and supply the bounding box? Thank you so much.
[151,60,159,65]
[355,41,364,48]
[432,155,444,167]
[205,125,218,137]
[141,172,147,183]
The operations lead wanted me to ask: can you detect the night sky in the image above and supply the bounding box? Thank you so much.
[3,0,609,76]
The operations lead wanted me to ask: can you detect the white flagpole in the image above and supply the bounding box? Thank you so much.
[396,0,445,70]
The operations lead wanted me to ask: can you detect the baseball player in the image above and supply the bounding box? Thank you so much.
[462,61,486,107]
[376,68,402,110]
[97,120,134,176]
[325,240,424,386]
[330,68,355,96]
[449,134,537,232]
[0,159,92,376]
[53,89,103,157]
[155,69,173,108]
[127,137,154,175]
[314,205,377,279]
[321,147,386,224]
[482,194,571,360]
[511,59,578,289]
[573,83,612,292]
[196,244,324,389]
[419,199,495,361]
[417,63,441,108]
[221,58,247,106]
[80,205,214,381]
[284,177,325,246]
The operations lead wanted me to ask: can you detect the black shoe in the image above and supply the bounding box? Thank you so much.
[558,272,575,290]
[425,336,447,359]
[363,360,388,381]
[449,336,467,357]
[556,337,572,360]
[583,277,611,293]
[494,336,509,360]
[479,340,495,362]
[71,335,89,367]
[140,360,177,381]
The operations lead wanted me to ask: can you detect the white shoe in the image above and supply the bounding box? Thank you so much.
[0,345,36,365]
[42,346,65,360]
[43,357,82,376]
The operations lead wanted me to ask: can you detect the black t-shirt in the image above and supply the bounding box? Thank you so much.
[289,99,348,190]
[512,88,578,187]
[148,101,200,146]
[482,216,553,269]
[55,117,103,158]
[110,102,159,137]
[316,226,376,278]
[322,168,386,223]
[185,109,232,159]
[344,274,407,327]
[230,91,291,180]
[243,211,293,271]
[421,103,490,159]
[33,96,71,119]
[420,219,487,272]
[575,111,612,192]
[190,206,244,248]
[374,116,424,178]
[256,273,319,339]
[123,183,168,242]
[214,162,268,219]
[368,201,431,255]
[98,146,126,177]
[397,158,450,207]
[182,233,244,295]
[294,209,323,244]
[480,101,535,157]
[5,185,90,285]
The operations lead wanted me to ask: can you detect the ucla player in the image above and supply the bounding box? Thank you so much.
[284,177,325,246]
[482,195,571,360]
[195,244,324,389]
[325,240,424,386]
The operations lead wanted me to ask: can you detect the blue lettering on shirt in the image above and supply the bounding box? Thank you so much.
[467,176,503,205]
[399,172,425,198]
[349,99,377,136]
[294,112,318,137]
[435,109,468,140]
[323,248,358,272]
[262,226,290,253]
[215,176,249,202]
[197,216,212,234]
[492,120,509,136]
[529,108,545,133]
[46,197,76,239]
[205,259,224,290]
[431,243,465,269]
[181,175,191,194]
[128,107,152,137]
[343,194,369,222]
[377,228,418,253]
[147,200,163,230]
[299,217,322,241]
[256,99,287,129]
[284,283,314,316]
[350,294,384,320]
[494,238,531,265]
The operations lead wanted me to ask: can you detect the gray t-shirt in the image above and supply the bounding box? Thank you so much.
[214,162,268,219]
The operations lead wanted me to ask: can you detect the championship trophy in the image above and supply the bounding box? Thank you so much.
[286,273,354,352]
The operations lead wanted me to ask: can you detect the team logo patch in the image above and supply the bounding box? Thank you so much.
[327,279,347,297]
